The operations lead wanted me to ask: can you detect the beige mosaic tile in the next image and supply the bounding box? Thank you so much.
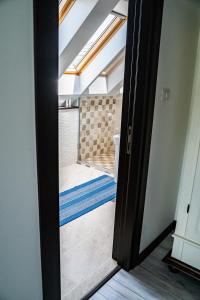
[79,96,119,161]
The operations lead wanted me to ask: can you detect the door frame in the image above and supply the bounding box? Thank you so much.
[34,0,165,299]
[33,1,61,299]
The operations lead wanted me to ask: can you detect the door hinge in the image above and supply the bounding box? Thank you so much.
[187,204,190,214]
[127,125,132,155]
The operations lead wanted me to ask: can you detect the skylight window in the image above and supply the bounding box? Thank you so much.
[65,13,126,75]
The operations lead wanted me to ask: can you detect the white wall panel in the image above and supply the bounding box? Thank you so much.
[59,109,79,168]
[0,0,42,299]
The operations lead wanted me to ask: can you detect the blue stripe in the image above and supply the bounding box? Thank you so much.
[59,175,108,196]
[59,175,117,227]
[60,181,116,210]
[60,185,116,217]
[60,194,116,226]
[59,176,113,204]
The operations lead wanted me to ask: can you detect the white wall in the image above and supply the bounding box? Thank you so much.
[89,76,107,94]
[59,109,79,168]
[0,1,43,299]
[140,0,200,252]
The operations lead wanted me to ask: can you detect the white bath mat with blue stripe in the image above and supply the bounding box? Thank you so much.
[59,175,117,226]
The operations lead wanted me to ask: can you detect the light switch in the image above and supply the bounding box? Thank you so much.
[161,88,170,102]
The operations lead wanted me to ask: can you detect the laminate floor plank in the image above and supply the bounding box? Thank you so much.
[92,281,143,300]
[120,268,180,300]
[107,277,145,299]
[141,248,200,299]
[113,270,167,300]
[91,236,200,300]
[131,266,184,300]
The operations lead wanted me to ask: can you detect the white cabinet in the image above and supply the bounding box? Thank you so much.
[185,149,200,245]
[172,142,200,270]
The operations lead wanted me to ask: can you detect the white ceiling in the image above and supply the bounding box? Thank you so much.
[113,0,129,16]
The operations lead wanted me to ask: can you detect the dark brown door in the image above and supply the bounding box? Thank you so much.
[113,0,164,270]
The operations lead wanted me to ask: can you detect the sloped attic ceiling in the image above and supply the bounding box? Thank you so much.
[58,0,128,96]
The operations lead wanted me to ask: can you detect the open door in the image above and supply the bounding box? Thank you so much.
[113,0,164,270]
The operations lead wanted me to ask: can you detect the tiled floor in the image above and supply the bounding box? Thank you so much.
[59,164,117,300]
[81,152,115,174]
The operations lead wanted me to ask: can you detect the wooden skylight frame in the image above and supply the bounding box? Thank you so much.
[59,0,75,25]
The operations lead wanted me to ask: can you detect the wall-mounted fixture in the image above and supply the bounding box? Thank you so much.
[161,88,170,102]
[59,97,79,109]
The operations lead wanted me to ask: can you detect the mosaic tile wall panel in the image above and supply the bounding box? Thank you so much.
[79,95,122,161]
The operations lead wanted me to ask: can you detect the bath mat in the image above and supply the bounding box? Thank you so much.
[59,175,117,226]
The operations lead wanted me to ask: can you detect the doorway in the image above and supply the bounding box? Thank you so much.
[58,1,129,298]
[34,0,165,299]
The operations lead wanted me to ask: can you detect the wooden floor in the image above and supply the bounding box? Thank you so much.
[91,237,200,299]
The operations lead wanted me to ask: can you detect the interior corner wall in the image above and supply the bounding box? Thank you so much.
[140,0,200,252]
[0,1,43,299]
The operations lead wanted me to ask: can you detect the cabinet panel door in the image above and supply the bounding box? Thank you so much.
[185,147,200,244]
[182,242,200,269]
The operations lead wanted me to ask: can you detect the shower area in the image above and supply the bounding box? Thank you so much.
[59,94,122,179]
[78,95,122,175]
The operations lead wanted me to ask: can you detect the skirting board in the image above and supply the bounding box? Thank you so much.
[136,221,176,265]
[163,250,200,281]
